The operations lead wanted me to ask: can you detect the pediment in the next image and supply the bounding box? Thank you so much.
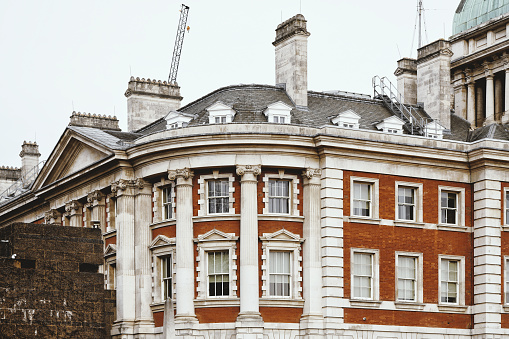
[35,129,112,188]
[149,235,176,249]
[382,116,405,125]
[260,229,301,242]
[104,244,116,256]
[336,109,361,119]
[206,101,233,112]
[265,101,293,112]
[196,229,238,242]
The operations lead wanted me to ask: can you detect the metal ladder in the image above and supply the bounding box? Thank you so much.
[0,160,45,204]
[372,76,433,135]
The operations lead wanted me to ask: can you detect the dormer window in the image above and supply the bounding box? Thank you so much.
[424,121,446,140]
[264,101,292,124]
[376,116,405,134]
[206,101,236,124]
[331,109,361,129]
[165,111,194,130]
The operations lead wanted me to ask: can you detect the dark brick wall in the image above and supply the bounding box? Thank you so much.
[0,223,115,338]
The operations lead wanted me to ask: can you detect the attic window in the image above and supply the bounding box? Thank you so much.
[165,111,193,130]
[264,101,292,124]
[376,116,405,134]
[424,121,446,140]
[206,101,236,124]
[331,109,361,129]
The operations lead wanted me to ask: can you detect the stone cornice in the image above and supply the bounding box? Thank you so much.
[451,39,509,69]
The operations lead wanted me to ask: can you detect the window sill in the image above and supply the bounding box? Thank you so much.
[394,220,425,228]
[437,224,468,232]
[193,214,240,223]
[502,226,509,232]
[503,305,509,312]
[394,302,425,310]
[345,216,381,225]
[437,304,468,313]
[194,298,240,308]
[349,299,382,308]
[259,298,304,308]
[103,229,116,237]
[258,215,304,222]
[150,302,167,313]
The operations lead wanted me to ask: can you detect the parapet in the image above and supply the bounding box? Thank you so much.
[417,39,452,63]
[124,77,182,100]
[0,166,21,181]
[69,111,121,131]
[395,58,417,76]
[273,14,310,46]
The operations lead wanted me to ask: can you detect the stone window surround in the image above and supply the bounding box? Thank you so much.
[104,244,116,291]
[195,229,239,300]
[395,251,424,304]
[197,171,235,216]
[438,254,466,307]
[105,194,116,232]
[438,185,466,228]
[150,235,176,304]
[395,181,424,224]
[505,256,509,305]
[350,176,380,220]
[350,247,380,302]
[260,229,303,300]
[262,170,300,216]
[504,187,509,226]
[152,178,176,223]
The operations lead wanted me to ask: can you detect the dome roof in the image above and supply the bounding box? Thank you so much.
[453,0,509,35]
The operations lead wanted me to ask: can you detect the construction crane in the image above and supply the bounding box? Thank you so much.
[168,4,190,84]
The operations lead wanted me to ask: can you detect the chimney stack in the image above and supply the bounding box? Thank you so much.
[394,58,417,105]
[125,77,183,132]
[19,141,40,180]
[273,14,310,108]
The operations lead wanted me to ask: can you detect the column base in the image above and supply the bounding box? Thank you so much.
[236,312,264,339]
[111,320,136,338]
[300,313,324,337]
[133,319,156,337]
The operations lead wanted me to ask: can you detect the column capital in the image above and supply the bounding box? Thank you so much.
[87,190,104,205]
[303,168,321,185]
[44,209,61,223]
[64,200,82,217]
[134,178,152,195]
[236,164,261,177]
[482,62,493,77]
[168,168,194,181]
[111,179,136,195]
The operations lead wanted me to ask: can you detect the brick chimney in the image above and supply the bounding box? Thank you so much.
[273,14,310,108]
[125,77,183,132]
[19,141,40,180]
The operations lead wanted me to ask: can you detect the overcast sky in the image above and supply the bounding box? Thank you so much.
[0,0,458,167]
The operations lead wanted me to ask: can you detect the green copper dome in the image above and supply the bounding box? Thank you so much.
[453,0,509,35]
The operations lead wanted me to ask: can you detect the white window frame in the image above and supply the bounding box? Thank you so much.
[197,171,235,216]
[105,194,116,232]
[150,235,176,303]
[350,248,379,301]
[206,250,230,298]
[438,255,465,306]
[153,179,176,223]
[195,229,238,300]
[504,187,509,226]
[207,101,236,124]
[262,170,300,216]
[438,186,465,227]
[263,101,292,124]
[505,256,509,304]
[395,251,423,303]
[350,177,379,219]
[395,181,423,223]
[104,244,116,291]
[161,255,173,300]
[260,229,303,300]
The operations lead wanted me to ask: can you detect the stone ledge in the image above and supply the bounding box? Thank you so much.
[349,299,382,308]
[437,304,468,313]
[394,302,426,310]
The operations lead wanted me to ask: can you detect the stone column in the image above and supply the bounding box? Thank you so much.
[64,200,82,227]
[168,168,198,327]
[133,178,155,334]
[473,178,502,333]
[87,190,105,231]
[111,179,136,336]
[453,70,467,119]
[485,65,495,124]
[495,76,504,122]
[235,165,263,338]
[476,85,485,127]
[44,209,61,225]
[300,168,324,337]
[467,78,476,126]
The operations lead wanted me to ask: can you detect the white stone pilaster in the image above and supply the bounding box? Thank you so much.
[235,164,264,339]
[504,66,509,123]
[485,65,495,124]
[320,167,344,332]
[111,179,136,336]
[168,168,198,328]
[133,178,156,335]
[300,168,324,338]
[473,179,502,332]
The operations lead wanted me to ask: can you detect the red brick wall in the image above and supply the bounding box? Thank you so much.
[344,308,472,328]
[153,311,164,327]
[260,307,302,323]
[104,235,116,247]
[152,225,176,240]
[196,307,239,323]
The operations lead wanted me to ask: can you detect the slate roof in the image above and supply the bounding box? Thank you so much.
[69,84,509,147]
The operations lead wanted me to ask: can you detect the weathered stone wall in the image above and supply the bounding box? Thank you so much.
[0,223,114,338]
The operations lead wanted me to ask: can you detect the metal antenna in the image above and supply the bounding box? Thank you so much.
[168,4,190,84]
[418,0,423,48]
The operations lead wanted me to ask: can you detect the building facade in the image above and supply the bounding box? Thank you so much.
[4,2,509,338]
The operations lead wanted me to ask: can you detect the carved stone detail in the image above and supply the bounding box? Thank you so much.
[236,165,261,176]
[44,209,60,222]
[64,200,81,216]
[87,190,104,203]
[168,168,194,181]
[303,168,322,179]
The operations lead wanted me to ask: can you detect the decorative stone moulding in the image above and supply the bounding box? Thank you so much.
[168,168,194,181]
[125,76,181,98]
[68,111,120,131]
[236,165,262,176]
